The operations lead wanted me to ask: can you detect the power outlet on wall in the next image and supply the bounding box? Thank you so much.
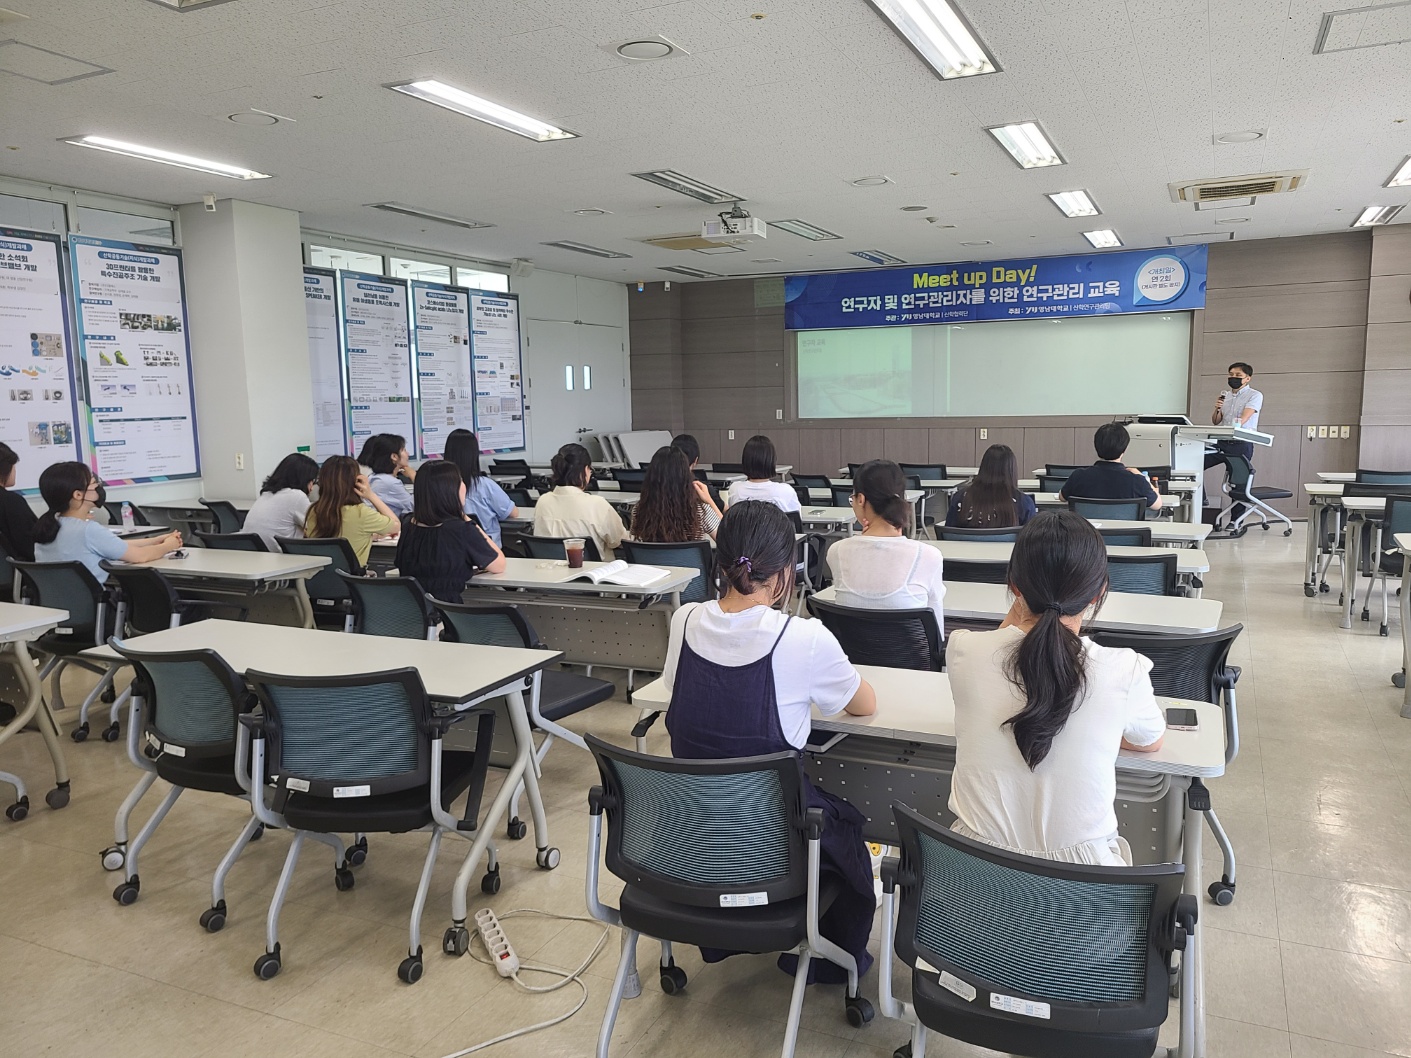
[1317,427,1328,438]
[1340,426,1350,439]
[728,430,735,440]
[979,428,988,440]
[235,452,245,470]
[1307,426,1317,440]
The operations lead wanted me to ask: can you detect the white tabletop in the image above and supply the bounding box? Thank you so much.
[1342,497,1395,515]
[0,602,69,643]
[83,620,558,704]
[926,539,1209,575]
[633,664,1224,778]
[1082,518,1210,545]
[138,497,252,512]
[1317,472,1356,482]
[1033,491,1184,508]
[462,556,699,596]
[1019,477,1196,494]
[1397,533,1411,553]
[133,551,329,582]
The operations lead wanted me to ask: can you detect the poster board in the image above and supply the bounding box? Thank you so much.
[0,226,85,489]
[339,271,414,454]
[469,290,525,453]
[303,267,347,459]
[69,234,200,484]
[411,281,473,459]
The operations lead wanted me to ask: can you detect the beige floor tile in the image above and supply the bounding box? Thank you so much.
[1205,1015,1294,1058]
[1273,872,1411,963]
[1266,813,1411,891]
[1203,862,1280,939]
[194,1016,413,1058]
[1203,926,1287,1030]
[1289,1034,1408,1058]
[1282,941,1411,1056]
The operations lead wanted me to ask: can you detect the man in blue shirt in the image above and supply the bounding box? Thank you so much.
[1060,423,1162,511]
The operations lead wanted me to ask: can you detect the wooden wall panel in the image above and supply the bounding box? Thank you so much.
[1359,426,1411,469]
[1367,274,1411,325]
[1201,288,1369,332]
[1019,428,1077,473]
[795,429,841,476]
[681,279,781,319]
[1360,370,1411,425]
[681,315,784,356]
[1199,326,1367,375]
[629,283,681,321]
[629,353,682,390]
[840,429,885,468]
[631,387,682,431]
[1197,371,1363,426]
[930,428,977,469]
[883,428,931,464]
[682,386,785,430]
[1206,232,1372,289]
[1371,225,1411,276]
[682,351,784,389]
[1365,322,1411,371]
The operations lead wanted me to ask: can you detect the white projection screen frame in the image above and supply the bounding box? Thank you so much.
[793,312,1191,419]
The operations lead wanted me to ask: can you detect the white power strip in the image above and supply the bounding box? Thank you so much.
[474,908,520,977]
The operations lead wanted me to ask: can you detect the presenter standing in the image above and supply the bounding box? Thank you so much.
[1206,361,1262,520]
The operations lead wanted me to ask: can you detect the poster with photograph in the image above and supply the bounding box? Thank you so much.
[411,281,473,459]
[0,227,84,489]
[469,290,525,453]
[304,268,347,459]
[339,271,414,452]
[70,234,200,483]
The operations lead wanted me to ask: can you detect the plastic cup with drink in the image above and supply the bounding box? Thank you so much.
[564,538,586,569]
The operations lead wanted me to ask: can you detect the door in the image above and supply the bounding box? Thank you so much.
[525,319,629,463]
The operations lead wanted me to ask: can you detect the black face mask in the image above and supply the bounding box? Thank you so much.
[1227,376,1244,389]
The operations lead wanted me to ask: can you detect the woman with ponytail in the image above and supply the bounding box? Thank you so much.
[946,510,1165,866]
[660,500,877,983]
[532,442,628,558]
[32,462,181,583]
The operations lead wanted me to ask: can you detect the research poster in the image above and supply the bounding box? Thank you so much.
[339,271,414,452]
[411,281,473,459]
[469,290,524,453]
[69,234,200,483]
[304,268,347,459]
[0,227,84,489]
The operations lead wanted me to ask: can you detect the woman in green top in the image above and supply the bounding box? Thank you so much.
[304,455,398,565]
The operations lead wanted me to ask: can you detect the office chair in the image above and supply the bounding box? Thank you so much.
[102,563,242,633]
[1090,623,1243,905]
[1368,497,1411,637]
[503,487,535,508]
[490,458,530,477]
[880,803,1196,1058]
[1068,496,1146,521]
[612,467,646,489]
[201,499,246,534]
[1097,526,1153,546]
[1106,552,1180,596]
[808,598,942,671]
[619,540,713,604]
[520,535,603,562]
[244,667,498,983]
[830,484,856,507]
[942,558,1008,584]
[437,600,615,841]
[900,463,947,481]
[790,473,831,490]
[937,526,1019,542]
[585,736,874,1058]
[1354,469,1411,485]
[785,511,829,616]
[338,571,438,640]
[1216,454,1292,536]
[276,537,364,631]
[1035,474,1067,493]
[711,461,744,475]
[193,531,269,552]
[1044,464,1083,478]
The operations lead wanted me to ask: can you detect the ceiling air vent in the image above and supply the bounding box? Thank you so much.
[641,233,732,251]
[1168,170,1308,204]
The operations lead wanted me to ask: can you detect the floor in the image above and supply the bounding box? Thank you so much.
[1,524,1408,1058]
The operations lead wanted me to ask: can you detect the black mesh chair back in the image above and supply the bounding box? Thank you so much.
[943,559,1008,584]
[504,488,535,508]
[612,468,646,489]
[791,473,830,489]
[1106,553,1179,596]
[830,485,855,507]
[521,535,603,562]
[277,537,364,602]
[1068,496,1145,521]
[619,540,714,603]
[1035,474,1066,493]
[0,533,16,602]
[1044,465,1082,479]
[1097,527,1152,546]
[1356,469,1411,485]
[201,500,245,534]
[900,464,947,481]
[937,526,1019,542]
[12,560,106,642]
[808,597,941,671]
[436,601,540,648]
[338,571,437,639]
[194,531,269,552]
[101,564,186,634]
[712,462,743,475]
[792,484,813,506]
[587,734,809,908]
[890,803,1188,1054]
[846,463,865,479]
[104,501,152,526]
[109,641,247,756]
[903,474,922,493]
[1344,482,1411,500]
[1378,497,1411,575]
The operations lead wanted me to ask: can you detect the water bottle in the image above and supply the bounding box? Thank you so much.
[121,501,134,530]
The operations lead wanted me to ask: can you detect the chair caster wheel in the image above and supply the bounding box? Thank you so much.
[659,962,688,995]
[1261,523,1270,531]
[71,724,89,743]
[334,866,355,891]
[200,902,227,932]
[1380,624,1389,637]
[1320,582,1330,593]
[1284,528,1293,536]
[536,847,560,870]
[443,926,469,957]
[506,817,527,840]
[101,846,125,871]
[347,838,368,867]
[113,879,140,905]
[845,994,875,1027]
[250,823,264,841]
[46,785,69,810]
[1207,880,1236,906]
[101,684,117,704]
[253,949,282,980]
[1304,586,1315,597]
[6,797,29,821]
[398,950,424,984]
[1394,671,1406,689]
[102,723,121,743]
[481,868,501,895]
[894,1045,913,1058]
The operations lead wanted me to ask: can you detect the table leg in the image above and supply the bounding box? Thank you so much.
[1341,515,1359,630]
[1400,552,1410,719]
[1304,500,1321,594]
[293,579,315,629]
[0,640,69,807]
[1180,780,1206,1058]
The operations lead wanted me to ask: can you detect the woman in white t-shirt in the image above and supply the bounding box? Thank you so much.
[242,453,319,550]
[946,510,1165,867]
[661,500,876,984]
[724,435,800,513]
[827,459,944,633]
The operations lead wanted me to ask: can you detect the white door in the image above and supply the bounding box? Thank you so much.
[524,320,629,462]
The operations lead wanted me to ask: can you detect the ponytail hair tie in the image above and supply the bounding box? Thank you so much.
[1044,603,1065,615]
[734,555,753,574]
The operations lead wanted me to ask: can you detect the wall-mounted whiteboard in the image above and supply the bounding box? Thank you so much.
[411,281,473,459]
[69,234,200,483]
[304,267,348,459]
[469,290,525,453]
[339,271,414,452]
[0,226,84,489]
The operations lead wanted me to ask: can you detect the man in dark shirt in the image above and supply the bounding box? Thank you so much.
[1060,423,1163,511]
[0,442,37,562]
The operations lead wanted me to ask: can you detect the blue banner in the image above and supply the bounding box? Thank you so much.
[784,245,1208,330]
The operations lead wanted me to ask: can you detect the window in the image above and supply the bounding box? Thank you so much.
[0,193,66,233]
[564,365,574,391]
[583,365,592,390]
[308,244,384,274]
[456,268,509,292]
[75,207,175,246]
[388,257,452,284]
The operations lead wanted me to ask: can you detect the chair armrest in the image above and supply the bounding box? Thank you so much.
[1217,665,1241,688]
[237,712,265,735]
[588,784,610,815]
[1165,893,1199,953]
[880,855,900,895]
[804,806,825,841]
[630,711,662,738]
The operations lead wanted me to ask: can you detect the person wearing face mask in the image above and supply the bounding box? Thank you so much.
[1205,362,1263,520]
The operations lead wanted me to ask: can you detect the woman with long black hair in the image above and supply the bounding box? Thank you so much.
[630,446,718,542]
[944,443,1037,529]
[443,429,517,546]
[394,460,505,601]
[946,510,1164,865]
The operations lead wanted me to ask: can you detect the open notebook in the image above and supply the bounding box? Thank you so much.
[561,560,671,587]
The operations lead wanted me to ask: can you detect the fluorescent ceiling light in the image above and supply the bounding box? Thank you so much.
[851,250,906,265]
[1386,156,1411,187]
[387,80,575,142]
[367,202,493,230]
[694,245,746,255]
[660,265,720,278]
[769,219,842,240]
[1047,189,1100,217]
[1167,232,1232,245]
[1352,205,1404,227]
[631,170,743,204]
[1082,229,1121,249]
[867,0,997,79]
[986,122,1063,168]
[62,135,271,179]
[541,240,630,259]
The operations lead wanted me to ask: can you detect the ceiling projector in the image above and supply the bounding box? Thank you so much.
[702,207,766,240]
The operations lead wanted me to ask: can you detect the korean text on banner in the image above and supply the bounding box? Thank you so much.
[469,291,525,453]
[340,271,415,452]
[412,282,474,459]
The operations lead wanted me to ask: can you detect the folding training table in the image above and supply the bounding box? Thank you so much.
[0,603,72,820]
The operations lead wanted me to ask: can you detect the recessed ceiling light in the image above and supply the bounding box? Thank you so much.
[1082,229,1121,249]
[985,122,1063,168]
[1385,155,1411,187]
[770,219,843,240]
[900,204,929,211]
[1352,205,1405,227]
[851,250,906,265]
[1215,130,1264,144]
[1167,232,1233,245]
[143,0,237,9]
[660,265,720,278]
[542,240,630,258]
[227,110,278,126]
[387,80,576,142]
[1046,189,1100,217]
[571,207,610,216]
[367,202,494,230]
[631,169,743,204]
[1215,216,1251,224]
[617,40,672,59]
[850,175,893,187]
[61,134,271,179]
[959,240,991,246]
[752,258,783,263]
[866,0,998,79]
[694,245,746,255]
